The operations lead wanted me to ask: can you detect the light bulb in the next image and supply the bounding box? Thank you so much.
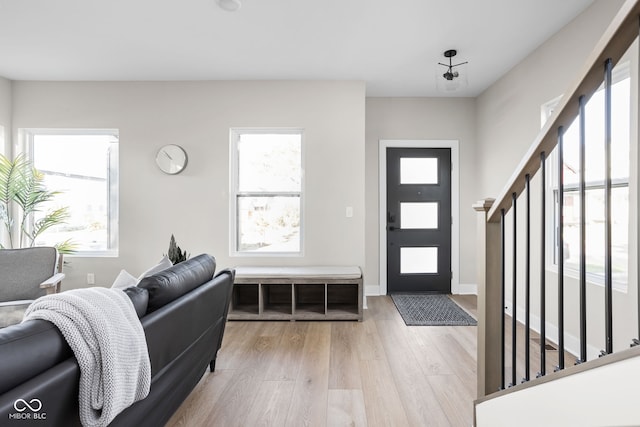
[217,0,241,12]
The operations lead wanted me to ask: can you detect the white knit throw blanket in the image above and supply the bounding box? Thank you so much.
[23,287,151,427]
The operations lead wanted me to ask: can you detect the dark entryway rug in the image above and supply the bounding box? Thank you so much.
[390,294,477,326]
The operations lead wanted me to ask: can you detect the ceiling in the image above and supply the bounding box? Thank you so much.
[0,0,596,97]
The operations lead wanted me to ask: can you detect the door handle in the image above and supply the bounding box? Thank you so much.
[387,212,397,232]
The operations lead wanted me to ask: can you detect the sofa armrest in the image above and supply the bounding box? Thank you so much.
[40,272,65,294]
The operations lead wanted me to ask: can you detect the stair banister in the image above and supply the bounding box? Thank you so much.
[473,198,501,396]
[476,0,640,399]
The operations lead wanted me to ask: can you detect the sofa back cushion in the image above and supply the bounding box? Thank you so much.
[122,287,149,318]
[137,254,216,313]
[0,319,73,395]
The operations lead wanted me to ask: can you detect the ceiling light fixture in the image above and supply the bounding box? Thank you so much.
[438,49,468,81]
[216,0,241,12]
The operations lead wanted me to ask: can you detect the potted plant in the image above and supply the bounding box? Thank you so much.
[166,234,189,264]
[0,153,75,253]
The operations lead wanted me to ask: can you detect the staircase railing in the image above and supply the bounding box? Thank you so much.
[474,0,640,398]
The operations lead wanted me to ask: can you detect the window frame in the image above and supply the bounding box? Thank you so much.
[542,62,630,291]
[22,128,120,257]
[229,128,304,257]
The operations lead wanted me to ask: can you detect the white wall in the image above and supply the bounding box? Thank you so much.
[0,76,10,155]
[11,80,366,289]
[0,77,11,248]
[476,0,624,198]
[365,97,477,294]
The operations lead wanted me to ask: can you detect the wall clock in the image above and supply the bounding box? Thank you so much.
[156,144,188,175]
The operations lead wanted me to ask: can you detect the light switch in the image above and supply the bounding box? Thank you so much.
[346,206,353,218]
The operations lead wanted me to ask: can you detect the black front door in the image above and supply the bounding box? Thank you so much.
[386,147,452,293]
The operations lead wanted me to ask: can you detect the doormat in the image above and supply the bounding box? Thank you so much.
[390,294,477,326]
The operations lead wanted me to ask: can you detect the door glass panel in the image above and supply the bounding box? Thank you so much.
[400,247,438,274]
[400,158,438,184]
[401,202,438,229]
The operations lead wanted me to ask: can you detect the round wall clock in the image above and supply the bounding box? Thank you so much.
[156,144,188,175]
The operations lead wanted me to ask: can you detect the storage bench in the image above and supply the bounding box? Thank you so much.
[229,266,363,321]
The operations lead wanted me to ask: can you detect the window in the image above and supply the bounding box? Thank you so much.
[543,63,630,289]
[25,129,119,256]
[230,130,303,255]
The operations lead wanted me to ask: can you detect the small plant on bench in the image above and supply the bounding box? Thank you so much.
[166,234,189,265]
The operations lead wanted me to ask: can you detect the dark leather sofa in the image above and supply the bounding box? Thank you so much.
[0,254,234,426]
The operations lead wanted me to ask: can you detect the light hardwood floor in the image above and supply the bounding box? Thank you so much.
[167,295,479,427]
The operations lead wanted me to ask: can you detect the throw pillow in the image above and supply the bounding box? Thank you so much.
[137,255,173,280]
[138,254,216,312]
[111,270,138,290]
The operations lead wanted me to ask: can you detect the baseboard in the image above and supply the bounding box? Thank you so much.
[453,283,477,295]
[364,284,382,310]
[365,285,381,297]
[366,283,476,296]
[505,303,601,360]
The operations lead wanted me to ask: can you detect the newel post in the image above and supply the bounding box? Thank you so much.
[473,198,502,397]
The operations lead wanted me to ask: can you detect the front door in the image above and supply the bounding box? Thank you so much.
[386,147,452,293]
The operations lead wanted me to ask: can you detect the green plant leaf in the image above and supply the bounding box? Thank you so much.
[0,153,74,250]
[55,239,77,254]
[0,154,32,247]
[29,207,70,243]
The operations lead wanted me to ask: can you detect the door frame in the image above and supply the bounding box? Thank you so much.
[378,140,460,295]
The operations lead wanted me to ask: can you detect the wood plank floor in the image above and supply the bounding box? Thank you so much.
[167,295,479,427]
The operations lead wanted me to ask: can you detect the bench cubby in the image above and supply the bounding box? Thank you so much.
[262,283,293,317]
[230,283,259,316]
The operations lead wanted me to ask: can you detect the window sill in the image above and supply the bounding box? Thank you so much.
[66,250,119,258]
[231,251,304,258]
[545,264,628,294]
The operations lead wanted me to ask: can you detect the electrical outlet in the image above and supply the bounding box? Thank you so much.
[346,206,353,218]
[87,273,95,285]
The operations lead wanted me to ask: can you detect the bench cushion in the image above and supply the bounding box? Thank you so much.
[234,266,361,280]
